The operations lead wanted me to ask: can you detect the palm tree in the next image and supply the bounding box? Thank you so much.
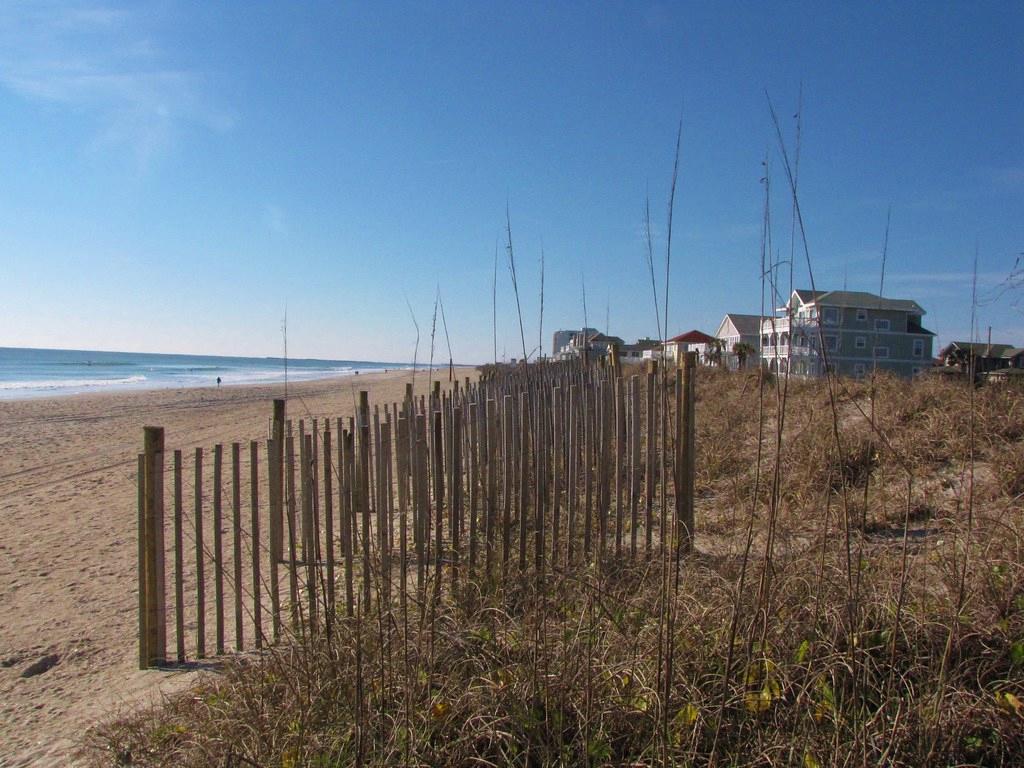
[705,338,725,367]
[733,341,756,370]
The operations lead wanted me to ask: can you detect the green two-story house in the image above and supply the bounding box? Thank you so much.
[761,289,935,379]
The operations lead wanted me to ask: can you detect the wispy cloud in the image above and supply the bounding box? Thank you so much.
[0,2,233,168]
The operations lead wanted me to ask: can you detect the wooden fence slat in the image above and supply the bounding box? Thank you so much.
[323,426,335,630]
[433,408,444,594]
[232,442,243,652]
[468,401,478,574]
[381,418,393,604]
[415,412,427,596]
[518,390,529,571]
[137,454,146,669]
[397,414,409,613]
[302,434,317,631]
[250,441,262,649]
[342,428,355,617]
[267,438,281,642]
[194,447,206,657]
[567,385,577,566]
[501,395,513,571]
[270,400,285,642]
[286,434,299,630]
[583,382,592,559]
[680,352,697,554]
[552,386,562,566]
[646,362,656,555]
[173,450,185,663]
[213,443,225,655]
[615,378,625,558]
[630,376,640,558]
[452,405,462,586]
[359,391,372,607]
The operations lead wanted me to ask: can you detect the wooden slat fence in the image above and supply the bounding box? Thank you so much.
[136,354,698,667]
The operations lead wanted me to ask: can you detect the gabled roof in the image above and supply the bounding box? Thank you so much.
[823,290,924,314]
[587,332,624,346]
[792,288,925,315]
[666,330,716,345]
[718,313,763,337]
[793,289,827,305]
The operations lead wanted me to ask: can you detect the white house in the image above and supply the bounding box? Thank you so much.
[715,313,763,370]
[663,330,717,363]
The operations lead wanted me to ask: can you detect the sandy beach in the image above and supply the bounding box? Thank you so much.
[0,368,474,767]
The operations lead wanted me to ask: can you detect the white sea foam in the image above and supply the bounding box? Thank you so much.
[0,375,148,391]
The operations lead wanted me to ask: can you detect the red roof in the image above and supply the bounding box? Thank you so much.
[667,330,716,344]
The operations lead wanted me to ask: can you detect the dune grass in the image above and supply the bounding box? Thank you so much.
[85,368,1024,767]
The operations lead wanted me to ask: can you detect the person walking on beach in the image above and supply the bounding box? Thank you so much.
[216,376,221,388]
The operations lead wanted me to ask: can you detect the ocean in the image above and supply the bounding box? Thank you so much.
[0,347,410,399]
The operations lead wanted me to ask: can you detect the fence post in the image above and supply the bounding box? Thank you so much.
[645,360,656,555]
[137,454,146,669]
[213,444,225,655]
[139,426,166,668]
[173,450,185,663]
[680,352,697,554]
[359,391,372,607]
[268,406,283,639]
[195,448,206,657]
[232,442,243,651]
[250,440,263,648]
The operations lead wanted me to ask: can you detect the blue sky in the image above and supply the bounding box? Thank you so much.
[1,1,1021,363]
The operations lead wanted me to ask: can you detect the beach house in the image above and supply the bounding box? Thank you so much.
[714,313,763,370]
[662,330,717,364]
[939,341,1024,373]
[621,338,661,360]
[761,289,935,379]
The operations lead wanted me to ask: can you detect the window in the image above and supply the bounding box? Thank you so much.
[874,346,890,359]
[855,336,866,349]
[823,307,839,325]
[856,308,868,322]
[853,363,866,378]
[874,318,890,331]
[825,335,839,352]
[913,339,924,358]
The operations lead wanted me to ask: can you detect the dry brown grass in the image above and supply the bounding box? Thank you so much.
[85,370,1024,767]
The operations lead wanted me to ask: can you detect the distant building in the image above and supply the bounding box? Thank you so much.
[761,289,935,379]
[583,332,624,357]
[938,341,1024,373]
[715,313,763,370]
[553,328,598,357]
[663,330,717,363]
[556,329,622,360]
[621,337,661,359]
